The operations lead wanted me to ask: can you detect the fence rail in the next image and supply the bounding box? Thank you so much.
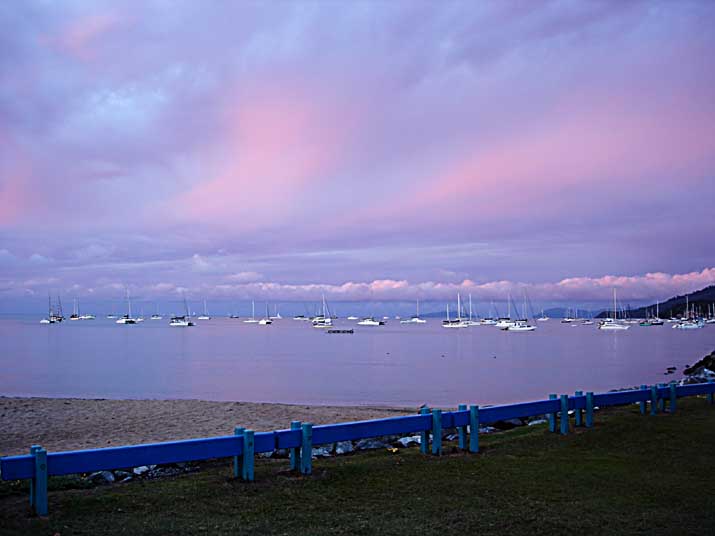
[3,380,714,516]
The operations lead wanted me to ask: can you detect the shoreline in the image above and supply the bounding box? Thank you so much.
[0,396,413,457]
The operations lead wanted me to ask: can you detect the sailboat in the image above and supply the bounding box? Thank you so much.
[243,301,260,323]
[197,300,211,320]
[357,317,385,326]
[169,296,195,327]
[465,294,480,326]
[495,292,517,329]
[443,294,468,328]
[40,294,55,324]
[269,305,282,320]
[400,298,427,324]
[258,302,273,325]
[150,302,163,320]
[116,289,137,324]
[70,299,80,320]
[673,296,704,329]
[312,295,333,328]
[599,289,629,330]
[507,291,536,331]
[537,309,549,322]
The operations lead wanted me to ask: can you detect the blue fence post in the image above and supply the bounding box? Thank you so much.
[708,380,714,405]
[241,430,255,482]
[431,409,442,456]
[300,423,313,475]
[34,448,48,516]
[639,385,647,415]
[458,404,467,450]
[289,421,301,471]
[29,445,40,509]
[469,405,479,453]
[548,394,557,433]
[657,383,666,412]
[574,391,583,427]
[651,385,658,415]
[419,407,430,454]
[560,395,569,435]
[585,392,594,428]
[669,382,677,414]
[233,427,245,478]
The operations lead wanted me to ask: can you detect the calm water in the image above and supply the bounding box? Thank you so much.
[1,317,713,407]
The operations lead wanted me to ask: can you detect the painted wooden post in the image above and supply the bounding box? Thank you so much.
[300,423,313,475]
[657,383,666,412]
[708,380,714,405]
[639,385,648,415]
[585,392,594,428]
[669,382,677,414]
[559,395,569,435]
[469,405,479,453]
[419,407,430,454]
[289,421,301,471]
[431,409,442,456]
[233,427,244,478]
[241,430,255,482]
[574,391,583,427]
[29,445,40,508]
[458,404,467,450]
[650,385,658,415]
[548,394,557,433]
[34,448,48,516]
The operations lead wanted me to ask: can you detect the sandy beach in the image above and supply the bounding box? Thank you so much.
[0,397,413,456]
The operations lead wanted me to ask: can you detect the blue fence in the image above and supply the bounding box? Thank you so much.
[3,380,714,516]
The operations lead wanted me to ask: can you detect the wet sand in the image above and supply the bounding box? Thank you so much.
[0,397,414,456]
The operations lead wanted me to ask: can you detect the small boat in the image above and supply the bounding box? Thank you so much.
[312,295,333,328]
[357,317,385,326]
[40,295,55,324]
[197,300,211,320]
[269,305,282,320]
[170,296,195,326]
[673,320,704,330]
[537,309,549,322]
[243,301,260,323]
[257,303,272,325]
[507,321,536,332]
[70,299,80,320]
[292,315,309,321]
[400,299,427,324]
[598,289,629,331]
[347,315,359,320]
[116,289,137,324]
[442,297,468,328]
[506,291,536,332]
[150,314,162,320]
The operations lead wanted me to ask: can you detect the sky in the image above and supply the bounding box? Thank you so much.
[1,0,715,311]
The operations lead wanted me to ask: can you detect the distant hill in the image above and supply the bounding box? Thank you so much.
[595,285,715,319]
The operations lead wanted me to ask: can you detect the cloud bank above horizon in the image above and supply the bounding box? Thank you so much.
[1,1,714,305]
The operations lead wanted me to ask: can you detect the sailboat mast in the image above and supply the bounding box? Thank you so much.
[507,292,511,319]
[469,294,473,321]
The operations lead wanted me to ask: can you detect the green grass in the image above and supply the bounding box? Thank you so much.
[2,399,715,535]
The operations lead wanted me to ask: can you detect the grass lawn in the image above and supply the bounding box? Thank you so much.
[1,398,714,535]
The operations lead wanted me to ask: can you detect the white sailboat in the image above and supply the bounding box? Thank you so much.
[506,291,536,331]
[443,294,468,328]
[599,289,629,331]
[312,294,333,328]
[70,299,80,320]
[116,289,137,324]
[400,298,427,324]
[495,292,517,329]
[357,317,384,326]
[258,302,273,325]
[170,296,195,327]
[269,305,282,320]
[197,300,211,320]
[243,301,260,323]
[537,309,549,322]
[40,294,54,324]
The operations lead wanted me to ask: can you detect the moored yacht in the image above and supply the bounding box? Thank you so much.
[116,289,137,324]
[598,289,629,331]
[244,301,260,323]
[357,317,385,326]
[400,298,427,324]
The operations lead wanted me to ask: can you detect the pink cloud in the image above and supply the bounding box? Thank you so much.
[53,12,123,62]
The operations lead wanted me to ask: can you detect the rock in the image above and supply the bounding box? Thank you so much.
[334,441,354,455]
[491,418,523,430]
[88,471,115,484]
[312,446,332,458]
[396,436,421,448]
[120,476,133,483]
[355,439,390,450]
[444,434,459,442]
[528,419,548,426]
[114,470,133,479]
[478,426,497,434]
[133,466,150,476]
